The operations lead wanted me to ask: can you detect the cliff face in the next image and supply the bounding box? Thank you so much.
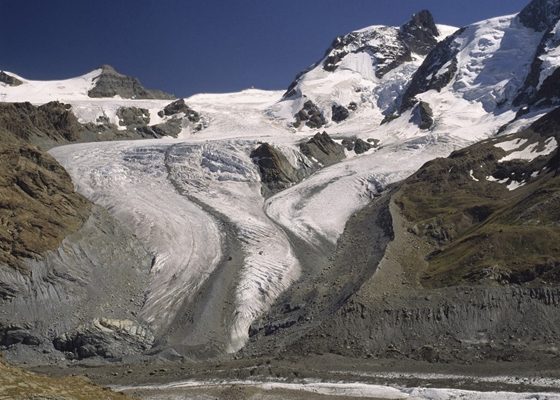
[0,104,153,364]
[0,131,90,273]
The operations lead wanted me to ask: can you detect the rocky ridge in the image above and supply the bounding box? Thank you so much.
[88,64,174,100]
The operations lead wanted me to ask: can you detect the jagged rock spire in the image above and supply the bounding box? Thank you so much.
[399,10,440,55]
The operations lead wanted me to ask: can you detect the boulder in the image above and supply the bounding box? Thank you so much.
[294,100,326,129]
[331,104,350,123]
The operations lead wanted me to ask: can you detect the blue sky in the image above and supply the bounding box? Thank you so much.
[1,0,530,96]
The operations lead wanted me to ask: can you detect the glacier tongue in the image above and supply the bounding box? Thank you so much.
[49,141,224,335]
[50,137,301,353]
[165,141,301,353]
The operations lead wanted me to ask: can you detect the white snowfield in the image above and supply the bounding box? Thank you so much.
[0,69,174,131]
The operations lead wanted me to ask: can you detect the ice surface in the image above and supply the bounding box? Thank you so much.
[50,141,224,334]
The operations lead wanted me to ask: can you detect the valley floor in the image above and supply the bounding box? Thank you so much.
[34,355,560,400]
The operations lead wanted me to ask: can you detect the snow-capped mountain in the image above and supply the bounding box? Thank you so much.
[269,10,457,129]
[0,66,206,142]
[1,0,560,369]
[271,0,560,145]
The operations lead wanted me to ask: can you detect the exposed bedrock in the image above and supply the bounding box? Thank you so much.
[299,131,345,166]
[0,139,91,272]
[398,9,439,56]
[158,98,201,123]
[0,101,85,147]
[409,101,434,130]
[117,106,151,127]
[331,104,350,123]
[251,132,346,196]
[250,143,310,196]
[0,71,23,87]
[293,100,327,129]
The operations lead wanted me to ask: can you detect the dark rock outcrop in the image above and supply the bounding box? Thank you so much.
[518,0,560,32]
[88,65,174,99]
[410,101,434,130]
[399,10,440,56]
[322,27,412,78]
[400,29,465,112]
[251,143,307,196]
[158,99,200,123]
[299,132,345,166]
[53,319,154,360]
[0,324,41,347]
[354,138,373,154]
[514,25,560,109]
[294,100,327,129]
[341,137,376,154]
[117,106,150,127]
[137,118,183,138]
[331,104,350,123]
[0,138,91,271]
[0,71,22,87]
[321,10,440,77]
[0,101,85,146]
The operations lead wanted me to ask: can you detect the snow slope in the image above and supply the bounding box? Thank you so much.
[269,21,457,129]
[0,69,176,133]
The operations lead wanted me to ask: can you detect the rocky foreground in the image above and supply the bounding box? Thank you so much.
[0,358,130,400]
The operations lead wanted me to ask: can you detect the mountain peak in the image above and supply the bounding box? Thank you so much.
[399,9,440,55]
[98,64,122,76]
[88,65,174,100]
[518,0,560,31]
[405,10,439,37]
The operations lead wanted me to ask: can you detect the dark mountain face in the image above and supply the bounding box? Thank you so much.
[518,0,560,31]
[88,65,175,100]
[399,10,440,55]
[514,15,560,108]
[395,107,560,287]
[399,28,465,112]
[321,10,441,77]
[0,125,91,274]
[0,102,85,146]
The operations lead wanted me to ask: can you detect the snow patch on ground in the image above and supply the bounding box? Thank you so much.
[494,138,529,152]
[116,378,560,400]
[499,137,558,162]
